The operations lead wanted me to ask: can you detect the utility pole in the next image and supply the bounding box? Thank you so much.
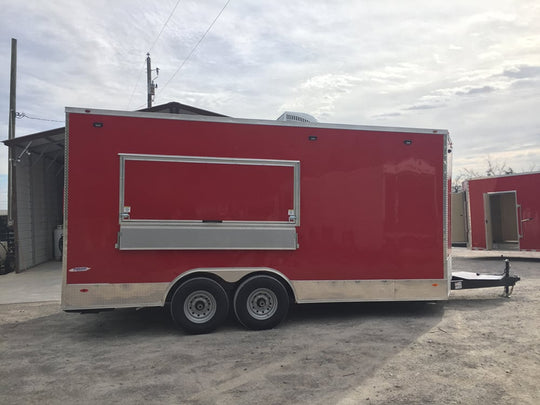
[8,38,17,223]
[146,53,152,108]
[7,38,18,274]
[146,53,159,108]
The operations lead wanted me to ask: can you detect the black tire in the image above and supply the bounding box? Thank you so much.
[233,275,289,330]
[170,277,229,334]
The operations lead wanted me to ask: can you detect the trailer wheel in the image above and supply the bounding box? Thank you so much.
[233,275,289,330]
[170,278,229,334]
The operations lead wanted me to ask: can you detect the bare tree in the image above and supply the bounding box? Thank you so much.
[485,156,514,177]
[452,156,517,192]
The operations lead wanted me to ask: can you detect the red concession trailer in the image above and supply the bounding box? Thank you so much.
[62,107,454,333]
[465,172,540,251]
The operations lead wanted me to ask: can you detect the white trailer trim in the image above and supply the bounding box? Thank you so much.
[61,277,449,311]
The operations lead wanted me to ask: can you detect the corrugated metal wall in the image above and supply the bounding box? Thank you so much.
[15,151,62,270]
[8,103,222,271]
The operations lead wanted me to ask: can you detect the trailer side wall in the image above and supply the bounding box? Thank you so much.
[63,109,450,309]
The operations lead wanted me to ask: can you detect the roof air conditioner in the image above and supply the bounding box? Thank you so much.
[276,111,317,123]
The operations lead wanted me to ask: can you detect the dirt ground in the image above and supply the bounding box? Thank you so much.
[1,253,539,404]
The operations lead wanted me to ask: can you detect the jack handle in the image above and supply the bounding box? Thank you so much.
[504,259,511,297]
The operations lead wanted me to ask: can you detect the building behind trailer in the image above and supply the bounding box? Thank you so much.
[1,102,226,272]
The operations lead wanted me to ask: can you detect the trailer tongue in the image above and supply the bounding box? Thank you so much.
[451,259,520,297]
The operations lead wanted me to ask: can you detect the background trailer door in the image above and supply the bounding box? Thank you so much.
[451,191,467,245]
[465,172,540,251]
[484,191,519,251]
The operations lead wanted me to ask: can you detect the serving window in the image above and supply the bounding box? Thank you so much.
[117,154,300,250]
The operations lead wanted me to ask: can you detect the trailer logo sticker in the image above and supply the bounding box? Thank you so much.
[69,267,91,273]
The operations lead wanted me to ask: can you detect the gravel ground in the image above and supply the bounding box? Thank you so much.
[0,251,538,404]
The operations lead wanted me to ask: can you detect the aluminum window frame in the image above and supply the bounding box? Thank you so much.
[117,153,301,250]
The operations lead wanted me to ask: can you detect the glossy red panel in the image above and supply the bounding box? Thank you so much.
[66,111,447,284]
[467,173,540,250]
[124,160,294,222]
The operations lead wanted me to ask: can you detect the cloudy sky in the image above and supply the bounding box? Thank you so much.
[1,0,539,189]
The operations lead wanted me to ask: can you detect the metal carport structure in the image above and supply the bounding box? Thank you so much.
[3,102,226,272]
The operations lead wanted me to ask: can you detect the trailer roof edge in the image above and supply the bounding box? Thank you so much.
[65,107,449,135]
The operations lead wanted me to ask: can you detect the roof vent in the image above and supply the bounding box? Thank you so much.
[276,111,318,123]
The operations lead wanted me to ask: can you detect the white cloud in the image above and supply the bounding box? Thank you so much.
[0,0,539,177]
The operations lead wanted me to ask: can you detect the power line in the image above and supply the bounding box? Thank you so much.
[148,0,182,53]
[127,0,182,109]
[126,63,147,109]
[16,112,63,123]
[134,103,148,110]
[160,0,232,96]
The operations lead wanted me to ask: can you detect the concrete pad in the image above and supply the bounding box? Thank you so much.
[0,250,535,306]
[452,246,540,260]
[0,261,62,304]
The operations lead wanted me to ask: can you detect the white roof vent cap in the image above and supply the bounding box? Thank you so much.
[276,111,318,123]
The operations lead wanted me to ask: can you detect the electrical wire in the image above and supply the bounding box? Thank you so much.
[16,112,63,123]
[127,0,182,109]
[148,0,182,54]
[126,63,147,109]
[134,103,148,110]
[159,0,231,96]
